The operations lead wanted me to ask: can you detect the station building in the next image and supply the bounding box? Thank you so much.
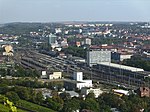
[92,62,150,88]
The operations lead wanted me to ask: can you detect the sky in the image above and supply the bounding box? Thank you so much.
[0,0,150,23]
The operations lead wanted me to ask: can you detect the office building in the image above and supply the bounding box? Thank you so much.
[87,49,111,67]
[48,34,57,46]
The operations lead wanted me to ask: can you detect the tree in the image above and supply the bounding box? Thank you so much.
[61,99,80,112]
[6,91,20,103]
[0,84,9,94]
[59,92,71,101]
[122,56,150,71]
[62,46,86,58]
[13,86,31,100]
[34,91,44,104]
[45,97,62,111]
[52,96,64,105]
[98,93,122,108]
[51,90,59,97]
[86,92,95,99]
[80,98,99,112]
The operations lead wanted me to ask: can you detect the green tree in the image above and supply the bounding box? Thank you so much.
[80,98,99,112]
[86,92,95,99]
[35,91,44,104]
[45,97,62,111]
[62,46,86,58]
[61,99,80,112]
[59,92,71,101]
[6,91,20,103]
[14,86,31,100]
[52,95,64,105]
[0,84,9,94]
[98,93,122,108]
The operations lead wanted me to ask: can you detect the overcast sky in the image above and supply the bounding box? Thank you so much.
[0,0,150,23]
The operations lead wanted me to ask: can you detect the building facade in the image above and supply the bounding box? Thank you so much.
[72,72,83,81]
[111,52,133,62]
[48,34,57,46]
[49,72,62,79]
[87,49,111,67]
[137,87,150,97]
[81,87,103,98]
[64,72,93,90]
[92,62,150,88]
[84,38,91,45]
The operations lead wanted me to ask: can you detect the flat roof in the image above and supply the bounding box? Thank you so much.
[98,62,144,72]
[113,89,129,95]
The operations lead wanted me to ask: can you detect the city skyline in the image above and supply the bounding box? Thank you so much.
[0,0,150,23]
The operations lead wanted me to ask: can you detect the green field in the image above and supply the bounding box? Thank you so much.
[17,100,56,112]
[0,103,27,112]
[0,95,55,112]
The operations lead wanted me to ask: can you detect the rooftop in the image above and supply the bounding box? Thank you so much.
[113,89,129,95]
[65,91,79,97]
[98,62,144,72]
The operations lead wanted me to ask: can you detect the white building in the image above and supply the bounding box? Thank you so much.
[60,38,68,47]
[64,72,93,90]
[87,49,111,67]
[112,89,130,96]
[41,71,48,79]
[49,72,62,79]
[76,80,93,89]
[55,28,62,33]
[81,88,103,98]
[59,91,79,98]
[73,72,92,89]
[73,72,83,81]
[84,38,91,45]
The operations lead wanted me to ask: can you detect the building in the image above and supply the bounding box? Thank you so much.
[76,41,81,47]
[64,72,92,90]
[72,72,83,81]
[76,80,92,89]
[87,49,111,67]
[49,72,62,79]
[41,71,47,79]
[111,52,133,61]
[137,87,150,97]
[112,89,130,96]
[3,45,13,56]
[81,87,103,98]
[59,91,79,98]
[92,62,150,88]
[84,38,91,45]
[60,38,68,47]
[48,34,57,46]
[55,28,62,34]
[64,79,92,90]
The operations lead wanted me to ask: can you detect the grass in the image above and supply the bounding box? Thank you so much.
[0,94,55,112]
[0,103,27,112]
[0,103,10,112]
[17,100,56,112]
